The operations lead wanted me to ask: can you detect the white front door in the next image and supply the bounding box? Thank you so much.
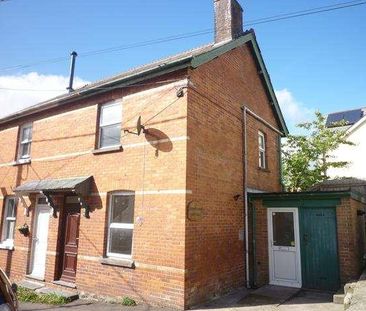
[267,208,302,288]
[30,201,50,280]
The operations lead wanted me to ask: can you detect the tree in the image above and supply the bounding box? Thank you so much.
[282,111,354,192]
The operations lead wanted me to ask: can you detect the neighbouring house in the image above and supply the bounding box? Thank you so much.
[326,107,366,179]
[0,0,288,308]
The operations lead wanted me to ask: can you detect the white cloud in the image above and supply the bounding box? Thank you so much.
[0,72,89,118]
[275,88,313,133]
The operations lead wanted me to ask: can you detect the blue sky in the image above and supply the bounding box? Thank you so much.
[0,0,365,132]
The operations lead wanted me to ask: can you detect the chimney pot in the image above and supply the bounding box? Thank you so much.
[214,0,244,43]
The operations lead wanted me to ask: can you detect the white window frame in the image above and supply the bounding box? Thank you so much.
[98,101,122,149]
[258,131,266,169]
[106,192,134,259]
[0,197,17,249]
[18,123,33,161]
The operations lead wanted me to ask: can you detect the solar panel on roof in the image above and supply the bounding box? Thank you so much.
[326,109,363,127]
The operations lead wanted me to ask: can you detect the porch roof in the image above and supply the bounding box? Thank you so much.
[248,190,366,206]
[13,176,92,196]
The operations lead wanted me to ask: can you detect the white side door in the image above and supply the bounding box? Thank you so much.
[30,200,51,280]
[267,208,302,288]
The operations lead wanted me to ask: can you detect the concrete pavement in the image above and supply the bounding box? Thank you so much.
[20,287,343,311]
[20,299,174,311]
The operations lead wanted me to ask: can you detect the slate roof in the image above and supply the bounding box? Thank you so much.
[0,29,288,135]
[326,108,366,128]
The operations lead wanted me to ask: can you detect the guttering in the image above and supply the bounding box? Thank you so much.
[248,190,352,200]
[242,105,284,288]
[0,57,193,126]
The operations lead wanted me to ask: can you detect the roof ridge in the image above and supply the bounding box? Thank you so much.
[76,42,215,92]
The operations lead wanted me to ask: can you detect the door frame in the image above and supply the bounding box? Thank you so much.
[267,207,302,288]
[28,195,51,280]
[55,195,81,282]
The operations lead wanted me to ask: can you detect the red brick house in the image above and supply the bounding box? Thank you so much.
[0,0,288,308]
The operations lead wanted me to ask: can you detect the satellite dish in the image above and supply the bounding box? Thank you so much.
[136,116,145,136]
[124,116,146,136]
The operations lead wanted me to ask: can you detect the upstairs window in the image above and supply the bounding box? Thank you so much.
[258,131,266,169]
[1,197,17,247]
[18,123,32,160]
[107,192,134,258]
[98,102,122,149]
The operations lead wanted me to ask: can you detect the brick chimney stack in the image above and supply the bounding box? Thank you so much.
[214,0,244,43]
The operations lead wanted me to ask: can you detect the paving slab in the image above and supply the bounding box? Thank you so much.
[36,287,79,301]
[251,285,301,303]
[17,280,45,291]
[195,288,341,311]
[197,287,250,309]
[278,290,343,311]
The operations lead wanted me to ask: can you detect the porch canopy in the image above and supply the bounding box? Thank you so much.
[14,176,92,196]
[14,176,93,217]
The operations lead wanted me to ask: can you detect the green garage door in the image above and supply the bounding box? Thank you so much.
[300,207,340,291]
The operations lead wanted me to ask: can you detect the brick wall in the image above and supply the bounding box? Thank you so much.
[337,197,365,283]
[0,43,284,308]
[185,44,282,307]
[0,72,189,308]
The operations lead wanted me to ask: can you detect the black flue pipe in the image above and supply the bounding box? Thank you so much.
[67,51,78,93]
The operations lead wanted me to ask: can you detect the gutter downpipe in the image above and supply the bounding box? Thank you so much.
[242,106,250,288]
[242,105,284,289]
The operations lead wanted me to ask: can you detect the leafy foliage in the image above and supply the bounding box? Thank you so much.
[121,296,137,306]
[282,111,354,192]
[17,287,70,305]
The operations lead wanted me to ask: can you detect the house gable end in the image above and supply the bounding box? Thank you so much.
[191,31,288,136]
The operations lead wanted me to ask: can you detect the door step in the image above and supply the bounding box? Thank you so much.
[17,279,78,302]
[53,279,77,289]
[36,287,79,301]
[17,279,45,290]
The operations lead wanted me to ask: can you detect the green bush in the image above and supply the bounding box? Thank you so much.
[121,296,137,306]
[17,287,70,305]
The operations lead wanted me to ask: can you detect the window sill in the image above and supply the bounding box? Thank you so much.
[258,167,271,173]
[0,244,14,251]
[100,257,135,269]
[92,145,123,155]
[12,158,31,166]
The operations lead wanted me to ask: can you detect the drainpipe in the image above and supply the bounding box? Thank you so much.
[242,105,284,288]
[278,135,285,191]
[252,200,257,287]
[242,107,250,288]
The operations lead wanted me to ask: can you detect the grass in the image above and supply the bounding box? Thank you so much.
[121,296,137,306]
[17,287,71,305]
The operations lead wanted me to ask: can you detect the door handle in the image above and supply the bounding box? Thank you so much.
[32,238,38,242]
